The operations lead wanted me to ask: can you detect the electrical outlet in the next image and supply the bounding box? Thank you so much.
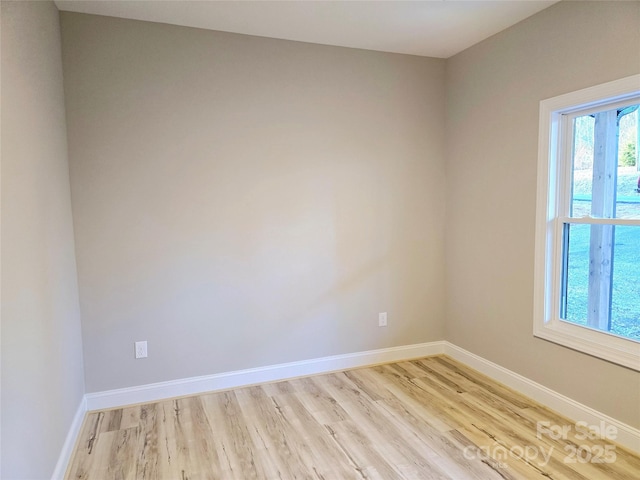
[379,312,388,327]
[135,341,148,359]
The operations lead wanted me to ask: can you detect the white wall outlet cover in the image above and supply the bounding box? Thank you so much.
[135,341,148,359]
[379,312,388,327]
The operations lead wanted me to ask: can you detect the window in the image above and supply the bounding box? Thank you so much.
[534,75,640,371]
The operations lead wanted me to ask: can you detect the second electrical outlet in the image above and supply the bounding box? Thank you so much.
[379,312,388,327]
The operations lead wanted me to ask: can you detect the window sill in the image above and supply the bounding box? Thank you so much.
[534,320,640,371]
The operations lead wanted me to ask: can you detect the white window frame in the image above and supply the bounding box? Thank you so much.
[534,74,640,371]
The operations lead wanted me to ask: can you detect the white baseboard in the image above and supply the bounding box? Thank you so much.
[51,396,87,480]
[85,341,446,411]
[63,339,638,480]
[443,342,640,454]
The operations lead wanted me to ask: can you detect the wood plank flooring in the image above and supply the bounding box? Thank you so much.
[66,355,640,479]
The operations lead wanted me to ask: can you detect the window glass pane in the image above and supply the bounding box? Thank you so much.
[618,108,640,219]
[571,116,595,218]
[611,226,640,340]
[570,105,640,220]
[563,224,589,326]
[562,224,640,341]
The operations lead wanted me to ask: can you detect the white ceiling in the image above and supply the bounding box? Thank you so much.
[55,0,558,58]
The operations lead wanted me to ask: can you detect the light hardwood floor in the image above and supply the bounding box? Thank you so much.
[66,355,640,479]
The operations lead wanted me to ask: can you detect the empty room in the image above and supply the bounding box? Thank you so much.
[2,1,640,479]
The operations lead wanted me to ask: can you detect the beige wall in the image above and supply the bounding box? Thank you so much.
[1,1,85,478]
[60,13,447,393]
[445,0,640,428]
[3,6,636,478]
